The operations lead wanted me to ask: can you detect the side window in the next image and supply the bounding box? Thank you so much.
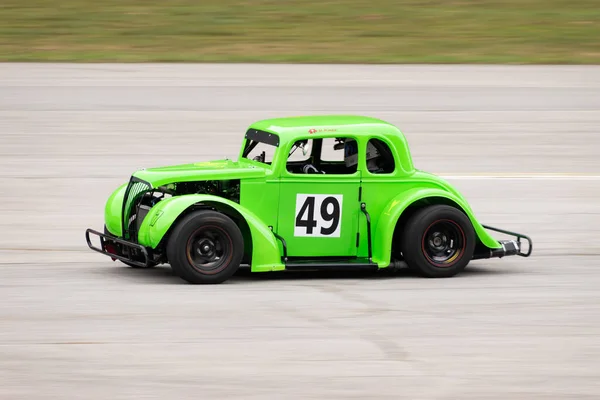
[366,139,395,174]
[320,138,345,162]
[286,137,358,175]
[286,139,313,173]
[288,139,313,163]
[320,137,358,175]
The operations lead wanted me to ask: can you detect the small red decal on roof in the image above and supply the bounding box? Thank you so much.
[308,128,336,134]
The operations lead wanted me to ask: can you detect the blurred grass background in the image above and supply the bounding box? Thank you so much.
[0,0,598,63]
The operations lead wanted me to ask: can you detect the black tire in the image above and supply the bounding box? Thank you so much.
[103,225,157,268]
[166,210,244,284]
[400,205,475,278]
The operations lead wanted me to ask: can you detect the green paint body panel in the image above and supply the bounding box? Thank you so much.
[370,185,500,266]
[136,194,285,272]
[101,115,503,272]
[134,159,267,187]
[104,182,127,237]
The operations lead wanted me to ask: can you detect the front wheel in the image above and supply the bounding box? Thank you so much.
[400,205,475,278]
[166,210,244,284]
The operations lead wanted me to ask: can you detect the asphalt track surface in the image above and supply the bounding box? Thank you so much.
[1,64,599,399]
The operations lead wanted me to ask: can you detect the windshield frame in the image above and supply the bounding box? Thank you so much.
[240,128,280,166]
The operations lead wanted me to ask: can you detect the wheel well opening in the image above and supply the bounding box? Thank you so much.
[391,197,485,258]
[157,202,253,265]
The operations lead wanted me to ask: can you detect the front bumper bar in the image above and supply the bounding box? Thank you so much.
[473,224,533,260]
[85,228,151,268]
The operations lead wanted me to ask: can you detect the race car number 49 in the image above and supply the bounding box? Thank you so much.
[294,194,343,237]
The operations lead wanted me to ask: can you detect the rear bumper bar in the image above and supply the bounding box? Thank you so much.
[85,228,151,268]
[473,224,533,260]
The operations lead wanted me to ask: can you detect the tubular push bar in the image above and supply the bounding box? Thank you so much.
[85,228,151,268]
[481,224,533,258]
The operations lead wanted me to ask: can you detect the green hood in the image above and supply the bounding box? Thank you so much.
[132,158,267,187]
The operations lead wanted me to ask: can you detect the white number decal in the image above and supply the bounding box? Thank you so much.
[294,194,343,237]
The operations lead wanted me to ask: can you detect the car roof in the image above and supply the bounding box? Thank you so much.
[247,115,402,144]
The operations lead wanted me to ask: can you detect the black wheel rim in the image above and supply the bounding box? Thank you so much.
[186,225,233,274]
[421,219,466,267]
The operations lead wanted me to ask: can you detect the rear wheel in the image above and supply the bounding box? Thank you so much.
[167,210,244,284]
[400,205,475,278]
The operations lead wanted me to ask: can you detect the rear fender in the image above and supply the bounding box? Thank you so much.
[373,188,501,267]
[137,194,285,272]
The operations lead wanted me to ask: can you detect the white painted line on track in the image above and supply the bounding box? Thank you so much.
[437,173,600,180]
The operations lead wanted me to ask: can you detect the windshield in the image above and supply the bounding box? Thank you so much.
[242,128,279,165]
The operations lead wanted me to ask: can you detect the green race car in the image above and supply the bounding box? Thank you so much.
[86,115,532,284]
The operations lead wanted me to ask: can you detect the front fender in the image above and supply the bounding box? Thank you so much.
[372,187,501,266]
[137,194,285,272]
[104,182,128,237]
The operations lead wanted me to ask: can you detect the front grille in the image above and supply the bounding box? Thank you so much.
[121,176,152,241]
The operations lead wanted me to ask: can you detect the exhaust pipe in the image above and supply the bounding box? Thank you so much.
[477,239,521,259]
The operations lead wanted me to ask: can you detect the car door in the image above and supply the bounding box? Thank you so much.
[276,136,362,258]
